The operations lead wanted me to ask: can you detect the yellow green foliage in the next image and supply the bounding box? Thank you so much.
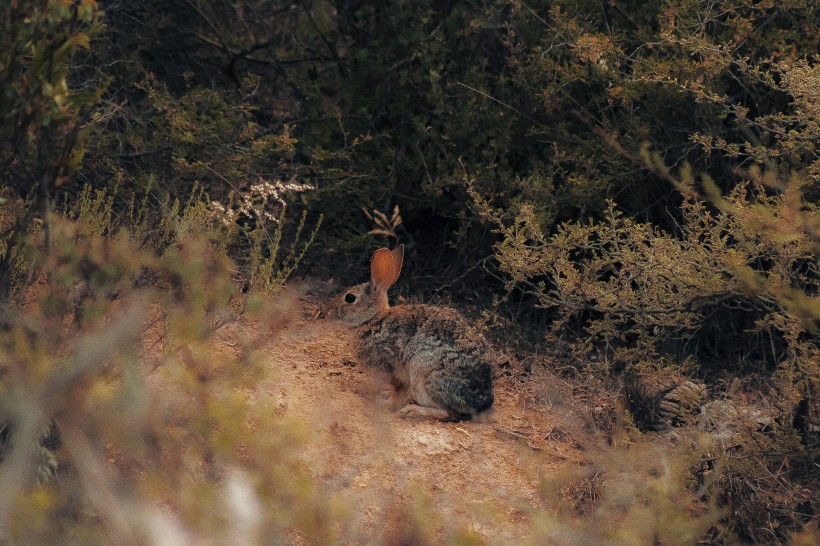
[478,178,819,409]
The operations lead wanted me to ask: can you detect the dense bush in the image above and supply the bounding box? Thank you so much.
[36,0,818,269]
[478,173,818,377]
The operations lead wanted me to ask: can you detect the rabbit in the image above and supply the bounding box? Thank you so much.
[323,244,494,421]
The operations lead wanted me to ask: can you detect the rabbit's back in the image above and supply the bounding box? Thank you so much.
[356,304,494,417]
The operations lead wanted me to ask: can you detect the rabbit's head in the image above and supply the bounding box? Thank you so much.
[323,245,404,326]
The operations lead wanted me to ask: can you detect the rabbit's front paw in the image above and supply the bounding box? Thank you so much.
[397,404,450,421]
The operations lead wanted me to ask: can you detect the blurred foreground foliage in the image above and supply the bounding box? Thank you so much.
[0,210,341,542]
[0,0,818,543]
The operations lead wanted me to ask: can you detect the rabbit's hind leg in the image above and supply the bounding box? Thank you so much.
[399,376,454,420]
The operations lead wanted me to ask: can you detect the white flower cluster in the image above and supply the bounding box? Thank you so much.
[208,179,313,226]
[208,199,237,227]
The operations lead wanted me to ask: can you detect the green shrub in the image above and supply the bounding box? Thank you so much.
[0,0,104,299]
[473,169,818,380]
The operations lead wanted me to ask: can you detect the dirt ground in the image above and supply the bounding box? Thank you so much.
[231,296,592,543]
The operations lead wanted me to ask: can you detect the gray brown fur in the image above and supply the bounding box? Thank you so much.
[323,245,494,421]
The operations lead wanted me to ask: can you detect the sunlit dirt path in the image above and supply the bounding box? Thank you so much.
[240,303,587,543]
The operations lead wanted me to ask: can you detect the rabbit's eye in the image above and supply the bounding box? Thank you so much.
[344,292,357,304]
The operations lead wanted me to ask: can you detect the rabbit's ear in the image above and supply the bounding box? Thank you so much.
[389,244,404,286]
[371,247,398,290]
